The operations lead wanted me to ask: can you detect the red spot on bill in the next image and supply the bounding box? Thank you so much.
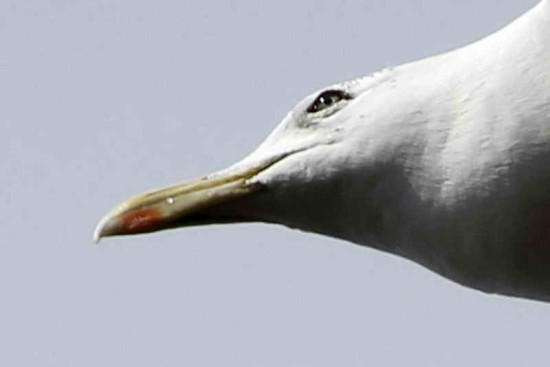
[120,208,162,233]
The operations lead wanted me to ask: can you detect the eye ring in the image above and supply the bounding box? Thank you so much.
[307,89,352,114]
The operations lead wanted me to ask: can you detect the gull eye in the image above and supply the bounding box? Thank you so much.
[307,89,351,114]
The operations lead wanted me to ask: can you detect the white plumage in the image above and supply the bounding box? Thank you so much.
[96,1,550,302]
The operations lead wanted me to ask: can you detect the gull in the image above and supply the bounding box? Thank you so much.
[95,1,550,302]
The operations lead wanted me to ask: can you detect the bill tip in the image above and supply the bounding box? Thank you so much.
[93,225,103,244]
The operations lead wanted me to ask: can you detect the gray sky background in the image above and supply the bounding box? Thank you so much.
[2,0,547,366]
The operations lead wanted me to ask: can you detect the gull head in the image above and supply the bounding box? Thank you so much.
[94,68,425,246]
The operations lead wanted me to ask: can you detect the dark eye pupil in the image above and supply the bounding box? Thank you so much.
[307,89,350,113]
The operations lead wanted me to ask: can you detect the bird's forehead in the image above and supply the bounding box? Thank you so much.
[336,68,396,95]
